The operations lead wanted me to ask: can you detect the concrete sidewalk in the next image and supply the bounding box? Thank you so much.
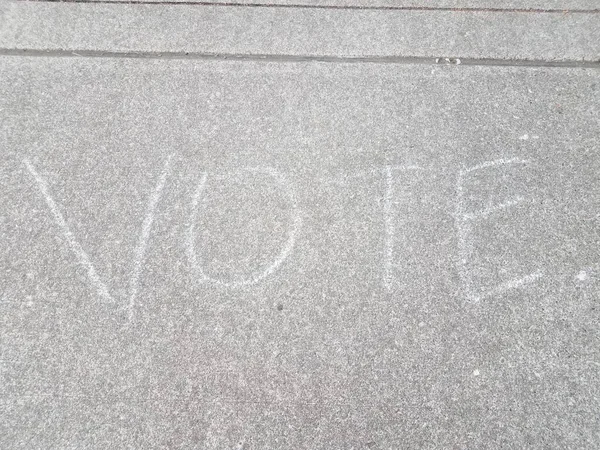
[1,1,599,449]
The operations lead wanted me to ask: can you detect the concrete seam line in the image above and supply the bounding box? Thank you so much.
[1,48,599,68]
[18,0,600,14]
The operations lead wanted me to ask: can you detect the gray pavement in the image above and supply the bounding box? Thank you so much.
[80,0,600,10]
[1,1,599,449]
[2,2,600,61]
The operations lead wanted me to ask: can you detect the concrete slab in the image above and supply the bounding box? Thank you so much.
[1,2,600,61]
[1,55,599,448]
[88,0,600,11]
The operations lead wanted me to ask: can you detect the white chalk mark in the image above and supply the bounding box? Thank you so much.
[470,270,544,303]
[24,155,175,319]
[384,166,394,291]
[461,196,525,221]
[383,165,423,291]
[23,159,114,303]
[187,167,301,287]
[127,153,174,324]
[455,157,542,302]
[460,157,529,175]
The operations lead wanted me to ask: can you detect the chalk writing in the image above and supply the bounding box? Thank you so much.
[187,167,301,287]
[22,157,568,305]
[24,155,174,323]
[455,158,543,302]
[128,153,175,323]
[384,165,423,291]
[24,159,115,304]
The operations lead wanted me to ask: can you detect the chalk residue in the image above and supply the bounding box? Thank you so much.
[187,167,301,287]
[455,157,542,302]
[127,153,175,324]
[24,159,114,304]
[461,197,525,221]
[24,155,175,324]
[383,165,423,291]
[384,166,395,291]
[471,270,544,303]
[461,157,529,175]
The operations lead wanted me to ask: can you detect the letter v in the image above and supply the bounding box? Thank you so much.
[23,154,174,324]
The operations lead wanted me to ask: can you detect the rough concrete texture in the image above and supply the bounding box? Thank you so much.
[96,0,600,10]
[1,2,600,61]
[1,0,600,449]
[1,56,599,449]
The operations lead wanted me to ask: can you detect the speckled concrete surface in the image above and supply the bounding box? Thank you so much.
[91,0,600,9]
[0,3,599,450]
[1,2,599,61]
